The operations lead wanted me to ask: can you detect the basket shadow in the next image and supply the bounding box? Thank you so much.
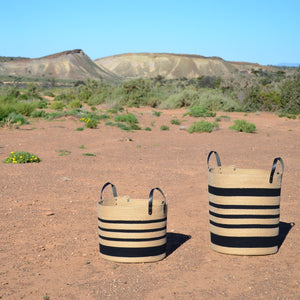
[166,232,191,257]
[278,221,295,250]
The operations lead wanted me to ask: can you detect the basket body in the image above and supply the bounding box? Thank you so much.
[208,164,283,256]
[98,195,167,263]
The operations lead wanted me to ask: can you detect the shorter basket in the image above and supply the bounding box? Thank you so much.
[97,182,168,263]
[207,151,284,256]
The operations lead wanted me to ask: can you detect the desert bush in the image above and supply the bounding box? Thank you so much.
[6,112,29,125]
[68,99,82,109]
[3,151,40,163]
[31,110,47,118]
[50,101,65,110]
[87,93,106,106]
[114,113,139,127]
[80,117,99,129]
[243,87,282,112]
[159,89,199,109]
[188,120,219,133]
[229,119,256,133]
[185,105,216,118]
[144,127,152,131]
[105,121,131,131]
[279,68,300,114]
[152,111,162,117]
[160,125,169,131]
[192,90,240,111]
[54,93,74,103]
[170,119,181,125]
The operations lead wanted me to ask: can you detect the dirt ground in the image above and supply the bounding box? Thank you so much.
[0,107,299,300]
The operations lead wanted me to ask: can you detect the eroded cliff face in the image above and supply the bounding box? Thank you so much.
[94,52,272,80]
[0,49,119,81]
[0,50,275,81]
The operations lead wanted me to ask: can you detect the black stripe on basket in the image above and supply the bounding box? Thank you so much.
[210,220,279,229]
[210,232,278,248]
[99,243,166,257]
[98,217,167,224]
[209,211,280,219]
[209,201,280,210]
[208,186,281,197]
[99,234,166,242]
[98,225,166,233]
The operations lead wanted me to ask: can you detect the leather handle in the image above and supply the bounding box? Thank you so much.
[269,158,284,183]
[100,182,117,201]
[207,151,222,169]
[148,187,166,215]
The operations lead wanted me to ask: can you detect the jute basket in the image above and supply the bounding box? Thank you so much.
[97,182,168,263]
[207,151,284,255]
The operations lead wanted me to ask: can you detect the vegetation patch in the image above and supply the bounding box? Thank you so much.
[3,151,40,163]
[83,153,96,156]
[114,113,141,130]
[185,105,216,118]
[170,119,181,125]
[160,125,170,131]
[152,111,162,117]
[229,119,257,133]
[188,120,219,133]
[56,149,72,156]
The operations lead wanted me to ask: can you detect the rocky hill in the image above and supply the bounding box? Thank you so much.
[94,52,276,80]
[0,50,279,82]
[0,49,119,81]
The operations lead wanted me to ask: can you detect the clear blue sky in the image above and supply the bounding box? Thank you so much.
[1,0,299,65]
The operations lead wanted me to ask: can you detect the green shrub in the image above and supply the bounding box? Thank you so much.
[106,105,124,114]
[144,127,152,131]
[170,119,181,125]
[6,112,29,125]
[114,113,141,130]
[278,113,297,119]
[37,100,48,109]
[83,153,96,156]
[160,125,169,131]
[50,101,65,110]
[186,105,216,118]
[114,113,138,125]
[152,111,162,117]
[3,151,40,163]
[193,90,240,112]
[31,110,47,118]
[188,120,219,133]
[80,117,99,129]
[105,121,131,131]
[229,119,256,133]
[68,100,82,109]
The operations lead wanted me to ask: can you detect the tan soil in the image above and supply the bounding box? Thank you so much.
[0,108,299,299]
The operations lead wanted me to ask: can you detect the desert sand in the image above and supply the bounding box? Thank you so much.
[0,108,299,299]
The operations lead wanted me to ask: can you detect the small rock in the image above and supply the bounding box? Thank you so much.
[45,212,55,216]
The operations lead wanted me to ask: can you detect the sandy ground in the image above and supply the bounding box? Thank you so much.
[0,108,299,299]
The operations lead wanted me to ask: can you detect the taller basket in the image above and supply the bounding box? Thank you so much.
[97,182,168,263]
[207,151,284,255]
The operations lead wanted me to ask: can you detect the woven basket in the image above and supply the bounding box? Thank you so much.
[207,151,284,255]
[97,182,168,263]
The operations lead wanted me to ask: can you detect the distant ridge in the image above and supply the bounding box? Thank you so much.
[0,49,281,82]
[94,52,273,80]
[0,49,119,81]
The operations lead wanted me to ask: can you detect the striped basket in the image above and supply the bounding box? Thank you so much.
[207,151,284,255]
[97,182,168,263]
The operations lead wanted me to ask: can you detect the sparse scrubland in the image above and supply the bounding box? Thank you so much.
[1,68,299,300]
[0,67,299,130]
